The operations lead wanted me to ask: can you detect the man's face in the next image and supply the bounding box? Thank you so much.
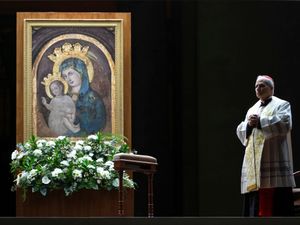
[255,80,273,101]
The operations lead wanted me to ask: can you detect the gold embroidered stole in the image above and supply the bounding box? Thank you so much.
[244,100,276,192]
[244,129,265,192]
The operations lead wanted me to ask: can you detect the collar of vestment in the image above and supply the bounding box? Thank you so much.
[260,97,272,107]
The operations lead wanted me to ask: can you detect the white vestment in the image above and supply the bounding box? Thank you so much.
[236,96,295,194]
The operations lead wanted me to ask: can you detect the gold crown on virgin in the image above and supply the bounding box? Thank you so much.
[48,42,89,63]
[48,42,94,82]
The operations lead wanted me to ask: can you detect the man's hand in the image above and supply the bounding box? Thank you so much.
[248,114,259,127]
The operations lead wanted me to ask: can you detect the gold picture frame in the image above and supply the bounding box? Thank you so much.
[16,12,131,143]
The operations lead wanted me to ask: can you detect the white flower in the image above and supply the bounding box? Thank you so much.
[96,158,103,163]
[11,150,18,160]
[96,167,104,174]
[29,169,38,176]
[46,141,56,147]
[37,139,47,144]
[103,170,110,179]
[77,155,93,163]
[105,161,114,170]
[42,176,51,184]
[87,165,95,170]
[104,141,112,146]
[60,160,69,167]
[112,178,119,187]
[87,135,98,140]
[17,152,26,159]
[96,167,111,179]
[57,136,66,140]
[84,155,93,161]
[76,140,84,146]
[33,149,42,157]
[72,169,82,179]
[20,171,28,179]
[28,169,38,181]
[37,139,47,148]
[67,150,77,159]
[37,143,43,148]
[105,161,114,167]
[51,168,63,177]
[74,145,83,151]
[83,145,92,151]
[24,143,31,148]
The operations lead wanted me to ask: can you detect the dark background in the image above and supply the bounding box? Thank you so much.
[0,0,300,217]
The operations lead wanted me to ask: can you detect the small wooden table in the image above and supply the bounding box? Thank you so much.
[113,153,157,217]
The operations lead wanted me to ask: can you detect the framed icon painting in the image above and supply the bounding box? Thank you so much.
[16,12,131,143]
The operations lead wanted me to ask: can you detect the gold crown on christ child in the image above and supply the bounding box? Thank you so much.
[41,73,69,99]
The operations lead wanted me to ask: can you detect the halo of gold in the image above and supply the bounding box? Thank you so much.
[48,42,94,82]
[41,72,69,99]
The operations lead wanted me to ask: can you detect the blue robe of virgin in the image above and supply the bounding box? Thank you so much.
[60,58,106,136]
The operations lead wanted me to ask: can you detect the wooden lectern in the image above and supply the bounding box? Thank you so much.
[113,153,157,217]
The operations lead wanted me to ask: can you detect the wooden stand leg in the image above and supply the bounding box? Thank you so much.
[118,170,124,216]
[147,173,154,217]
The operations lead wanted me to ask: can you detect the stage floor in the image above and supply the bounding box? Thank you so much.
[1,217,300,225]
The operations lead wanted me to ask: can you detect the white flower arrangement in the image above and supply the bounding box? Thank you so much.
[10,132,135,199]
